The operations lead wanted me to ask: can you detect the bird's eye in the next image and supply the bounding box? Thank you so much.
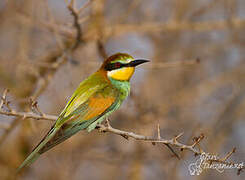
[114,62,121,68]
[104,62,122,71]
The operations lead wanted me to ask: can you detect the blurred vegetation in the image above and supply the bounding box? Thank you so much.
[0,0,244,179]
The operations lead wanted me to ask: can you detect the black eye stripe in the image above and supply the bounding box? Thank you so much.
[105,62,124,71]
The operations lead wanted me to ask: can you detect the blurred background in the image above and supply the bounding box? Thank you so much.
[0,0,244,179]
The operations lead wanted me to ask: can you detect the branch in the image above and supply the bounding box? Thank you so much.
[0,110,56,122]
[0,91,243,175]
[0,90,56,122]
[0,91,203,157]
[67,0,84,50]
[96,124,203,155]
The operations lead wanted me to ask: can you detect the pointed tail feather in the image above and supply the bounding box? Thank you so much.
[17,127,58,172]
[17,151,41,172]
[17,121,90,172]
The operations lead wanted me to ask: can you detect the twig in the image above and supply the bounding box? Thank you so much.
[97,39,108,59]
[77,0,93,15]
[154,124,180,159]
[30,98,44,117]
[206,148,244,175]
[221,147,236,161]
[43,0,65,50]
[67,0,84,50]
[0,110,56,122]
[0,90,56,121]
[96,124,202,155]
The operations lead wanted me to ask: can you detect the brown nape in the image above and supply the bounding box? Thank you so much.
[100,53,133,69]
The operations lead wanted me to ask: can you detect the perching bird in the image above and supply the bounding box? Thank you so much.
[18,53,149,171]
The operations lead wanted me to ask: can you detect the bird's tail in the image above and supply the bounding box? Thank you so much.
[17,127,58,172]
[17,121,90,172]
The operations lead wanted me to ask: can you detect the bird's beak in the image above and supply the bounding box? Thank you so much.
[129,59,150,67]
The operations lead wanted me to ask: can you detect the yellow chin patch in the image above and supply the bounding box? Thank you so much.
[108,67,135,81]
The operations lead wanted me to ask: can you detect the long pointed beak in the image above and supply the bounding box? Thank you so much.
[129,59,150,67]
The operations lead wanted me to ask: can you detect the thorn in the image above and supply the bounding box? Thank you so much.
[222,147,236,161]
[173,132,184,143]
[30,99,44,116]
[192,133,204,148]
[175,132,184,140]
[157,124,161,139]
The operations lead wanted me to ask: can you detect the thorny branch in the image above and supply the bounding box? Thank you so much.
[0,90,243,175]
[0,90,56,122]
[96,124,203,155]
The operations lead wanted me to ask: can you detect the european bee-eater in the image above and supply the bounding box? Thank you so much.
[18,53,149,171]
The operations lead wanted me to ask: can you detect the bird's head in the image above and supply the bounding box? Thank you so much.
[100,53,149,81]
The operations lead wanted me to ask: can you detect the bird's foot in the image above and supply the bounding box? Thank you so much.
[105,117,111,128]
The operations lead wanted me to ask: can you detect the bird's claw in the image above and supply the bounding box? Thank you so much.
[105,117,111,128]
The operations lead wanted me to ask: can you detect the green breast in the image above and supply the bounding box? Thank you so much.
[109,77,131,101]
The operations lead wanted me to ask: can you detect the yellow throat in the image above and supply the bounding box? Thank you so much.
[107,67,135,81]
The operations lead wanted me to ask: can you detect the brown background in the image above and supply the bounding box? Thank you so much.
[0,0,244,179]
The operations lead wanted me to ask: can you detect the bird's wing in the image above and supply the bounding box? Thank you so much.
[57,71,108,125]
[37,85,120,153]
[42,84,120,153]
[59,84,119,127]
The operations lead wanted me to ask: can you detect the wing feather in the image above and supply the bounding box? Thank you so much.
[55,71,109,127]
[36,86,119,154]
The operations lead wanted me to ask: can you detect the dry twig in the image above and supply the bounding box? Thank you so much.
[97,123,202,155]
[0,90,56,122]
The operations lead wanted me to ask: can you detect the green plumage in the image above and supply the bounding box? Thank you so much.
[18,64,130,171]
[17,53,148,172]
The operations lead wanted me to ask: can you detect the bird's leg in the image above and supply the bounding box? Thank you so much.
[95,117,111,132]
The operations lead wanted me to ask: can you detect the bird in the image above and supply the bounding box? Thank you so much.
[17,53,149,171]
